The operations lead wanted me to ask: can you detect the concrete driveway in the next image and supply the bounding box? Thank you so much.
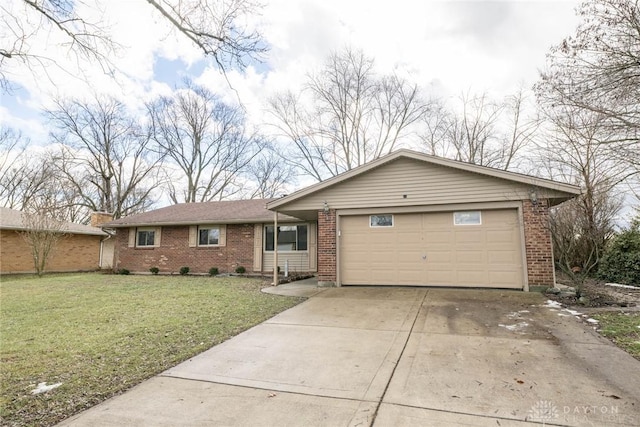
[60,287,640,426]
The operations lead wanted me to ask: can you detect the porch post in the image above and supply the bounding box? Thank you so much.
[273,210,278,286]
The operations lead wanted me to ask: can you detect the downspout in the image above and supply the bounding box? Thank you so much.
[273,211,278,286]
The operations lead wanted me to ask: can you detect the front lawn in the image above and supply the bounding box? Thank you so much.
[0,273,303,427]
[592,312,640,360]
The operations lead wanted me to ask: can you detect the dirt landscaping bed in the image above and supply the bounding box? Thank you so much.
[547,278,640,309]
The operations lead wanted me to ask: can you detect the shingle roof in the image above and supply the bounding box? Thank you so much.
[0,207,107,236]
[103,199,300,228]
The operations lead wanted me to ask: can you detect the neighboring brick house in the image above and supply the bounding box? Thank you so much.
[0,207,108,274]
[106,150,581,290]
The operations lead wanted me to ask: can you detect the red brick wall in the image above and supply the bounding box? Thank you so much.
[522,199,555,287]
[317,209,336,284]
[114,224,255,274]
[0,230,102,274]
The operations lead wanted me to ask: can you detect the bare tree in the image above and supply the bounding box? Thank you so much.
[536,0,640,156]
[46,95,163,219]
[1,0,265,91]
[1,0,117,91]
[268,47,430,181]
[0,128,59,209]
[535,0,640,284]
[147,81,259,203]
[539,106,628,284]
[245,147,295,199]
[20,202,67,277]
[145,0,265,72]
[419,89,538,171]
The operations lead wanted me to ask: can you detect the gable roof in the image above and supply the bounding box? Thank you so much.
[267,149,581,211]
[103,199,299,228]
[0,207,107,236]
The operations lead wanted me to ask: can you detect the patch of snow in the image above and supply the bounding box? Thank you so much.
[586,318,599,324]
[519,310,530,313]
[31,382,62,395]
[543,300,562,308]
[499,322,529,332]
[605,283,638,289]
[565,309,582,317]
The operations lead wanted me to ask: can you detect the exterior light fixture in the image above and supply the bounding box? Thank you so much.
[529,190,538,206]
[323,200,329,214]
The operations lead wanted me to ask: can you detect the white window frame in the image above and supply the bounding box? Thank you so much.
[197,226,221,247]
[453,211,482,226]
[370,214,394,228]
[136,227,156,247]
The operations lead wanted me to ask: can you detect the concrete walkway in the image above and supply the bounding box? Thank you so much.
[261,277,328,298]
[59,287,640,426]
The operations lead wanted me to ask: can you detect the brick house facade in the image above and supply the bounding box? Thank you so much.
[115,224,255,274]
[0,208,107,274]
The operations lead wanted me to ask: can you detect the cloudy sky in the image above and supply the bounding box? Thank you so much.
[1,0,581,145]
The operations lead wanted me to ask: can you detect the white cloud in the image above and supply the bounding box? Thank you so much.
[3,0,581,142]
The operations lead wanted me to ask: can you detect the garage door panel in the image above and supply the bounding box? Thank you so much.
[424,231,452,243]
[428,252,453,263]
[454,230,483,243]
[489,270,521,286]
[397,269,424,283]
[490,230,516,243]
[340,209,524,289]
[455,251,485,263]
[457,270,489,285]
[488,250,519,263]
[427,270,454,285]
[368,252,395,263]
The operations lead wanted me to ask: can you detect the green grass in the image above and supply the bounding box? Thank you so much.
[592,312,640,360]
[0,273,303,427]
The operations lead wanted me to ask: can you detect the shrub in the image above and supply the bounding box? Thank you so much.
[118,268,130,275]
[179,266,190,276]
[598,224,640,286]
[235,266,246,274]
[208,267,219,276]
[149,267,160,275]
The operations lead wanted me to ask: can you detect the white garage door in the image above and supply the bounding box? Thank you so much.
[340,209,524,288]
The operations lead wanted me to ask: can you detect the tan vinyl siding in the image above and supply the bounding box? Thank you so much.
[263,252,312,272]
[278,158,570,212]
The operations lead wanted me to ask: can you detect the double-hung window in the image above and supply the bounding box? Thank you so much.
[137,228,156,247]
[198,226,220,246]
[265,225,308,251]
